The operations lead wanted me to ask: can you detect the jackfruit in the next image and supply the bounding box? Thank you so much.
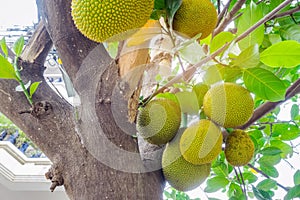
[162,128,211,191]
[136,99,181,145]
[192,83,209,108]
[179,119,222,165]
[203,82,254,128]
[71,0,154,42]
[173,0,217,39]
[225,130,254,166]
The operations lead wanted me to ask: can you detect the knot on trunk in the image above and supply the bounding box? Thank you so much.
[45,164,64,192]
[31,101,53,118]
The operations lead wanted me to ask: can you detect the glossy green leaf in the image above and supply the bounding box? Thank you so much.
[268,34,282,45]
[260,147,282,156]
[156,92,179,104]
[210,31,235,53]
[13,36,24,57]
[290,104,299,120]
[218,65,243,82]
[260,40,300,68]
[273,123,299,141]
[280,24,300,42]
[237,2,264,50]
[259,154,281,166]
[260,164,279,178]
[29,81,42,98]
[243,172,258,184]
[0,37,8,57]
[294,170,300,185]
[233,44,260,68]
[203,65,223,85]
[175,91,199,114]
[212,162,228,177]
[0,54,18,80]
[228,182,244,198]
[154,0,165,9]
[256,179,277,191]
[284,185,300,200]
[252,185,271,200]
[243,67,287,102]
[270,140,293,158]
[204,176,229,193]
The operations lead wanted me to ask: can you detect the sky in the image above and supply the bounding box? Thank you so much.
[0,0,38,26]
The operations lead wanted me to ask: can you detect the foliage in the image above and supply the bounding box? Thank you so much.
[144,0,300,199]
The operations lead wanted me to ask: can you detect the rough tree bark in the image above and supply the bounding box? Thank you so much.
[0,0,165,199]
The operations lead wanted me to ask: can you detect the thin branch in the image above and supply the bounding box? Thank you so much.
[238,167,247,200]
[214,0,246,36]
[271,6,300,20]
[248,164,289,191]
[239,77,300,130]
[216,0,232,27]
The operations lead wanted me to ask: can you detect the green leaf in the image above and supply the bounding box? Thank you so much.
[212,162,228,177]
[252,185,270,200]
[0,37,8,57]
[256,179,277,191]
[294,170,300,185]
[156,92,179,104]
[243,67,287,102]
[228,182,243,198]
[290,104,299,120]
[243,172,258,184]
[204,176,229,193]
[29,81,42,98]
[284,185,300,200]
[237,2,264,50]
[13,36,25,57]
[268,34,282,45]
[233,44,260,68]
[273,123,300,141]
[280,24,300,43]
[260,40,300,68]
[210,32,235,53]
[260,164,279,178]
[0,54,18,80]
[259,154,281,166]
[179,41,205,64]
[203,65,223,85]
[270,140,293,158]
[260,147,282,156]
[166,0,182,28]
[154,0,166,10]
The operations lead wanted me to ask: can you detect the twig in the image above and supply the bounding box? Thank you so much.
[216,0,232,26]
[248,164,289,191]
[271,6,300,20]
[214,0,247,36]
[238,167,247,200]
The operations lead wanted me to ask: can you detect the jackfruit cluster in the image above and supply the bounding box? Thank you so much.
[173,0,217,39]
[71,0,154,42]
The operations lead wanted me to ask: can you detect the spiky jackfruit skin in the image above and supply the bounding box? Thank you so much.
[162,128,211,191]
[71,0,154,42]
[203,83,254,128]
[179,119,223,165]
[225,130,255,166]
[136,99,181,145]
[173,0,217,39]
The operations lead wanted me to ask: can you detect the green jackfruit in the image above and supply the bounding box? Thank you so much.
[173,0,217,39]
[71,0,154,42]
[180,119,223,165]
[162,128,211,191]
[225,130,255,166]
[136,99,181,145]
[203,82,254,128]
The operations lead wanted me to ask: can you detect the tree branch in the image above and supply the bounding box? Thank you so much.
[239,77,300,130]
[248,164,289,191]
[271,6,300,20]
[214,0,246,36]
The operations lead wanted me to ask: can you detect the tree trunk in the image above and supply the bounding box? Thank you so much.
[0,0,165,199]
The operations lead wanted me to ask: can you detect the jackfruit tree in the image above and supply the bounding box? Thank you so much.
[0,0,299,199]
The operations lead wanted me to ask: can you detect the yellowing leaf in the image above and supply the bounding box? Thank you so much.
[127,20,162,47]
